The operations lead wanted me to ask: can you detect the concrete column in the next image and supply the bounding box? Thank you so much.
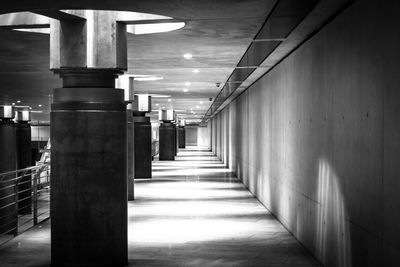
[178,126,186,148]
[133,113,152,178]
[127,109,134,200]
[15,109,32,215]
[50,11,128,267]
[125,79,135,201]
[51,69,127,266]
[0,106,17,235]
[174,123,178,156]
[159,110,175,161]
[159,122,176,160]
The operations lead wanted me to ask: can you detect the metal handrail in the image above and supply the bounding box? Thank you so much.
[0,165,45,182]
[0,163,50,242]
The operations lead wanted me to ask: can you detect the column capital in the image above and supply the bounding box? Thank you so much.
[50,10,127,70]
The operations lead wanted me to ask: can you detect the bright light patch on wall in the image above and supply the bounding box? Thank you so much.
[127,22,185,35]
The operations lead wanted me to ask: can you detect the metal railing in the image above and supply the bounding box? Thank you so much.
[0,164,50,244]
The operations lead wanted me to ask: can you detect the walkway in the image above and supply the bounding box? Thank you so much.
[0,147,321,266]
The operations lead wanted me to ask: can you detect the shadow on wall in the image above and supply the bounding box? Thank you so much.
[316,158,352,267]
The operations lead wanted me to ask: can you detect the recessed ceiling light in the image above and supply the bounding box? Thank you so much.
[12,103,15,106]
[134,76,164,81]
[148,94,171,98]
[185,82,191,86]
[29,107,32,110]
[17,100,21,103]
[196,106,199,109]
[155,104,159,106]
[183,53,193,59]
[192,69,200,73]
[183,89,189,93]
[38,104,42,107]
[168,99,171,102]
[200,101,203,104]
[127,22,185,35]
[162,107,166,109]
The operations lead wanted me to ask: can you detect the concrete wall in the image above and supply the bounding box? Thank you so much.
[198,125,211,150]
[185,126,198,146]
[211,1,400,266]
[31,125,50,141]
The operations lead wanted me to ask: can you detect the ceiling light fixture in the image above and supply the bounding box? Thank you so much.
[148,94,171,98]
[183,53,193,59]
[17,100,21,103]
[192,69,200,73]
[134,76,164,81]
[183,89,189,92]
[127,22,185,35]
[185,82,191,86]
[38,104,42,107]
[196,106,199,109]
[7,11,185,35]
[200,101,203,104]
[155,104,159,106]
[168,99,171,102]
[14,28,50,34]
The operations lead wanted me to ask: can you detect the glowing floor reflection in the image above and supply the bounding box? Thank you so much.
[128,147,321,266]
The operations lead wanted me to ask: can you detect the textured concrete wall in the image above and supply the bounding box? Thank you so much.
[185,126,198,146]
[211,1,400,266]
[31,126,50,141]
[198,125,211,149]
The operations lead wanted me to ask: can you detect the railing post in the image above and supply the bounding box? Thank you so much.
[13,180,18,236]
[33,170,38,225]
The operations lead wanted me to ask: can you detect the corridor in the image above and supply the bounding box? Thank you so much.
[0,147,320,267]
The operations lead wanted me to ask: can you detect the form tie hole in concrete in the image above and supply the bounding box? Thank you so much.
[366,112,369,118]
[342,115,344,120]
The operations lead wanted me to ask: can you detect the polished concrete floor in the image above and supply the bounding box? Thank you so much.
[0,146,321,266]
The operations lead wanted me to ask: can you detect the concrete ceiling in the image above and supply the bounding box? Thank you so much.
[0,0,276,123]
